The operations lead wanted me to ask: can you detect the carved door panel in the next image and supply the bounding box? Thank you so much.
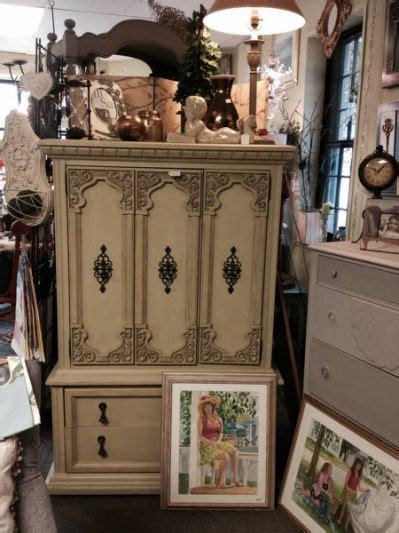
[135,169,201,365]
[199,171,270,365]
[67,167,134,365]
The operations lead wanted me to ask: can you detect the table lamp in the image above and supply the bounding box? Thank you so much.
[204,0,305,118]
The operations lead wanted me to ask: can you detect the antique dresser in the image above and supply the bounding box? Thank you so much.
[304,241,399,448]
[40,139,294,494]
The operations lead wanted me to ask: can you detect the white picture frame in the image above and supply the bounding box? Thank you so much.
[275,30,300,91]
[280,396,399,532]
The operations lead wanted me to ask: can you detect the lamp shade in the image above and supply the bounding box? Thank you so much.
[203,0,305,35]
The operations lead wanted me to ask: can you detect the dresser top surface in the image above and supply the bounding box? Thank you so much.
[309,241,399,270]
[37,139,295,163]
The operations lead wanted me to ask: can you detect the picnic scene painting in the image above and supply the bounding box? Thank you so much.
[162,373,275,509]
[280,400,399,533]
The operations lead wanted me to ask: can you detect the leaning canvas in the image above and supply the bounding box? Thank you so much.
[161,372,276,509]
[280,397,399,532]
[0,355,40,439]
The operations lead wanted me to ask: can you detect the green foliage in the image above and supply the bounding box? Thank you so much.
[208,391,256,425]
[174,4,221,105]
[180,390,192,446]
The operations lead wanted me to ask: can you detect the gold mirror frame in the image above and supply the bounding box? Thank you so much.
[316,0,352,58]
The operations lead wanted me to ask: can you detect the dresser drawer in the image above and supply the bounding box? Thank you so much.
[317,254,399,306]
[308,285,399,376]
[305,340,399,446]
[65,425,161,473]
[64,388,162,428]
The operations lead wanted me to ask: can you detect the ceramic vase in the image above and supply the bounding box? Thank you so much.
[205,75,239,131]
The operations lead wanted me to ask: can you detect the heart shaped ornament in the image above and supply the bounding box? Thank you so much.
[22,71,53,100]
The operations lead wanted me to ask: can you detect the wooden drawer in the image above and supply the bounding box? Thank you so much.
[317,254,399,306]
[305,339,399,446]
[308,285,399,376]
[64,388,162,428]
[65,425,161,473]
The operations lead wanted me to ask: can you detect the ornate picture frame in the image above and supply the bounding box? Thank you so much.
[361,198,399,253]
[161,371,276,510]
[383,0,399,87]
[280,396,399,532]
[316,0,352,59]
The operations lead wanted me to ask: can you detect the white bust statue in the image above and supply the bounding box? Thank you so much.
[184,95,241,144]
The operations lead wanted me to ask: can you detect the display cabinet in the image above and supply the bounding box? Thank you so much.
[304,241,399,448]
[40,139,294,493]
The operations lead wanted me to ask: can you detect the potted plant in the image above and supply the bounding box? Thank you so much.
[279,101,328,244]
[173,4,221,129]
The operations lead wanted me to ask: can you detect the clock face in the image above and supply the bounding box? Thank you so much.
[358,146,399,194]
[92,87,118,124]
[363,157,396,187]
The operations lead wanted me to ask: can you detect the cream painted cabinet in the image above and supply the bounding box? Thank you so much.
[304,242,399,448]
[41,140,294,494]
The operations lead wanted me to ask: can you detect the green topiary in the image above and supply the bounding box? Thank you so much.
[174,4,221,106]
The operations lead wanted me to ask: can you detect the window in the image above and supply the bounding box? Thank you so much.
[0,80,29,140]
[319,26,363,234]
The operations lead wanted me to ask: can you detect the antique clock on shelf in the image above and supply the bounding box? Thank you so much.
[358,145,399,198]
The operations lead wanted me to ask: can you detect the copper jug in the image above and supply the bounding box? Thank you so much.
[116,114,145,141]
[138,109,164,142]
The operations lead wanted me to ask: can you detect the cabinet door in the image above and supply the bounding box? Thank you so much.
[135,169,202,365]
[199,170,270,364]
[67,167,134,365]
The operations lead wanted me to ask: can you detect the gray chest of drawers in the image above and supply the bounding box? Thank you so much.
[304,241,399,448]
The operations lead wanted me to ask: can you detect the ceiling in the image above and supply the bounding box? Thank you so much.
[0,0,243,56]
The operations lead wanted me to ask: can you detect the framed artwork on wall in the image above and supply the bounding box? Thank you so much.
[383,0,399,87]
[219,54,232,75]
[280,396,399,532]
[161,372,276,510]
[275,30,300,90]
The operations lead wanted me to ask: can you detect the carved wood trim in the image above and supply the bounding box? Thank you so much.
[40,141,296,164]
[199,327,261,365]
[68,168,133,211]
[71,327,99,364]
[71,326,133,365]
[204,172,270,215]
[136,170,201,215]
[136,326,196,365]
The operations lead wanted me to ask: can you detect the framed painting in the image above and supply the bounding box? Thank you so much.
[360,198,399,253]
[275,30,300,91]
[377,100,399,195]
[280,396,399,532]
[161,372,276,509]
[383,0,399,88]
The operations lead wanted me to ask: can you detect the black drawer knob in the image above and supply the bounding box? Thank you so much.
[321,366,330,379]
[331,270,338,279]
[98,402,108,424]
[97,435,107,458]
[328,311,336,324]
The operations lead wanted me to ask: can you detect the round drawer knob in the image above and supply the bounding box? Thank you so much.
[331,270,338,279]
[328,311,336,324]
[321,366,330,379]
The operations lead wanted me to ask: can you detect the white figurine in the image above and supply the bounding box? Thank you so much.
[184,95,241,144]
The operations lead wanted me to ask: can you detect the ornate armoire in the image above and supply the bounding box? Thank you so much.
[40,139,294,493]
